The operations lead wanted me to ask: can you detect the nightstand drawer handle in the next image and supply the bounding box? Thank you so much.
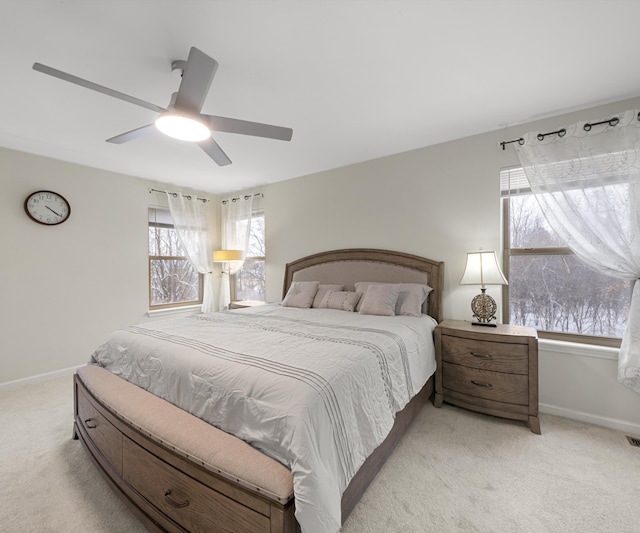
[470,352,493,360]
[470,380,493,388]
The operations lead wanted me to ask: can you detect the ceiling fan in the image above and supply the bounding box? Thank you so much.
[32,47,293,166]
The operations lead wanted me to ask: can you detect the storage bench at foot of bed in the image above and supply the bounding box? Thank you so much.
[74,365,297,533]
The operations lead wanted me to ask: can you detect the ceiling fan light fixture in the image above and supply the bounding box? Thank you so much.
[155,111,210,142]
[33,47,292,167]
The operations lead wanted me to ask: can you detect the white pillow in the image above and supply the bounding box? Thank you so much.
[395,283,433,317]
[319,290,362,312]
[355,282,432,316]
[312,284,345,308]
[282,281,320,308]
[358,284,401,316]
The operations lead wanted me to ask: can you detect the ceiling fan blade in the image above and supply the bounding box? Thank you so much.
[106,124,157,144]
[32,62,165,114]
[201,115,293,141]
[198,137,232,166]
[174,47,218,114]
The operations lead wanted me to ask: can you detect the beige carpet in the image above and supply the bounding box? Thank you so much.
[1,375,639,533]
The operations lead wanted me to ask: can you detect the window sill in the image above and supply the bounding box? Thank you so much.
[147,304,201,317]
[539,338,619,361]
[229,300,266,309]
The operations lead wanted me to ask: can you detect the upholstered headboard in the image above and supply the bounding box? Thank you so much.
[283,248,444,322]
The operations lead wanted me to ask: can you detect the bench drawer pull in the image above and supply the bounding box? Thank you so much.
[164,489,189,509]
[84,418,97,429]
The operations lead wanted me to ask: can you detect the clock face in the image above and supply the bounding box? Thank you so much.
[24,190,71,225]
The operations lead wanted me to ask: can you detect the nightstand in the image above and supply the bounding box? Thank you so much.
[434,319,540,434]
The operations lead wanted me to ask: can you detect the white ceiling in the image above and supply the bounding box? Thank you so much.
[1,0,640,194]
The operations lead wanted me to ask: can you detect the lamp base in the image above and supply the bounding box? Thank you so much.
[470,289,498,327]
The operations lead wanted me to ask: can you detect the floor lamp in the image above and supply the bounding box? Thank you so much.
[213,249,245,305]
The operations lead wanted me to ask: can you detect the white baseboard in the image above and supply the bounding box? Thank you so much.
[0,365,82,391]
[540,402,640,436]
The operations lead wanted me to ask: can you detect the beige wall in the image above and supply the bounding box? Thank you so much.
[262,96,640,433]
[0,148,217,384]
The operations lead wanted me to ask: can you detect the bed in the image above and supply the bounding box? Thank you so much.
[73,248,443,533]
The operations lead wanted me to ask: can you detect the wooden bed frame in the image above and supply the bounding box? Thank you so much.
[73,248,444,532]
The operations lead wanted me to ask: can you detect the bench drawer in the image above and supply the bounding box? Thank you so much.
[76,386,122,472]
[122,438,271,533]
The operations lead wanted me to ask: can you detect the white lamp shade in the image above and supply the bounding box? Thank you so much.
[460,251,508,287]
[213,249,245,262]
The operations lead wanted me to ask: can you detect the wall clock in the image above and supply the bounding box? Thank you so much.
[24,190,71,225]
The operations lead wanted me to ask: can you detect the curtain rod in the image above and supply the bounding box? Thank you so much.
[148,188,264,204]
[499,137,524,150]
[148,188,209,202]
[500,112,639,150]
[500,128,567,150]
[221,193,264,205]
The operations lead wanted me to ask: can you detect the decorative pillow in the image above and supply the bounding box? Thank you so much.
[312,284,345,308]
[319,290,362,312]
[358,284,401,316]
[282,281,320,308]
[395,283,433,317]
[355,282,432,316]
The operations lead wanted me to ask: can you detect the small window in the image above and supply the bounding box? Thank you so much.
[231,210,265,302]
[148,207,202,309]
[501,168,630,347]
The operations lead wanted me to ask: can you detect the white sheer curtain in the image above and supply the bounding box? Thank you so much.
[514,109,640,393]
[219,194,254,308]
[166,192,216,313]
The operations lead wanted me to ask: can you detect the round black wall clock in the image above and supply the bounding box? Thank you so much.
[24,190,71,225]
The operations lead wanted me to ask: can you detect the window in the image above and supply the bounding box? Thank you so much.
[148,207,202,309]
[231,209,265,302]
[501,168,631,347]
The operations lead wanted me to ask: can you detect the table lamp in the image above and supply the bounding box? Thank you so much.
[459,250,508,326]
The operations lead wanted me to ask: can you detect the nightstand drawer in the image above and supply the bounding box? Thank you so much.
[442,362,529,405]
[441,334,528,374]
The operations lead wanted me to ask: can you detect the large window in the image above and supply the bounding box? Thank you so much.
[148,207,202,309]
[231,209,265,302]
[501,168,631,346]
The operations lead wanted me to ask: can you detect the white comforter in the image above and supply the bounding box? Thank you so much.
[90,304,437,533]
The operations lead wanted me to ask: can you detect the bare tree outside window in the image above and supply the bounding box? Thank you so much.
[232,211,265,302]
[502,172,631,346]
[149,208,202,308]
